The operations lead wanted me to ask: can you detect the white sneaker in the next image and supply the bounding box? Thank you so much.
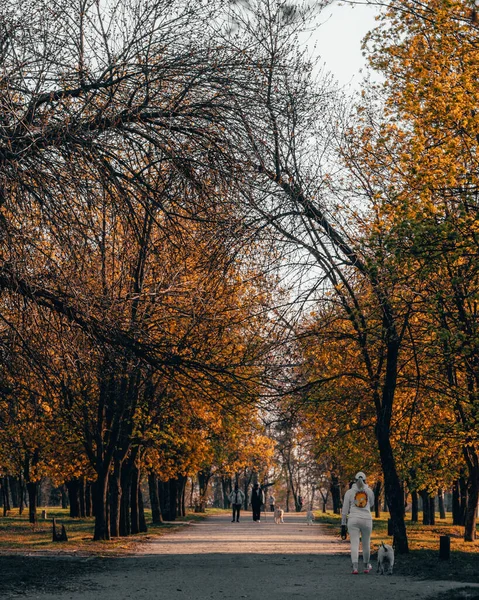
[363,563,372,573]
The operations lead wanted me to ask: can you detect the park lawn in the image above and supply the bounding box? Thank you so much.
[0,507,206,555]
[314,511,479,584]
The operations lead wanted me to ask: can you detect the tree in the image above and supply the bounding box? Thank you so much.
[224,0,412,552]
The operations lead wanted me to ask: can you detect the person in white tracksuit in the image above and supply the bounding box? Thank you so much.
[341,471,375,574]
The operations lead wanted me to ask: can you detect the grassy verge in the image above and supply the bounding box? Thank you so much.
[314,511,479,584]
[0,507,206,556]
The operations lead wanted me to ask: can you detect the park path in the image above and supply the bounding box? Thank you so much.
[27,512,478,600]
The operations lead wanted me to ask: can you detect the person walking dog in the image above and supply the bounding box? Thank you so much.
[341,471,375,574]
[228,484,245,522]
[250,482,264,522]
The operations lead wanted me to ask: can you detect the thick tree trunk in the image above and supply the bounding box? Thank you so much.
[376,421,408,553]
[148,472,162,524]
[109,460,122,537]
[26,481,37,524]
[374,337,409,554]
[438,488,446,519]
[130,466,140,534]
[93,471,110,541]
[463,449,479,542]
[411,490,419,523]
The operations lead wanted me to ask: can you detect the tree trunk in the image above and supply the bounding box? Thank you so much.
[459,475,468,525]
[18,474,25,515]
[109,459,122,537]
[9,477,19,507]
[168,478,178,522]
[176,475,187,517]
[438,488,446,519]
[330,473,341,515]
[139,481,147,533]
[26,481,37,524]
[374,480,382,518]
[376,417,409,553]
[159,479,173,521]
[120,463,132,537]
[66,478,81,518]
[130,466,140,534]
[2,477,11,515]
[429,495,436,525]
[463,449,479,542]
[197,469,211,508]
[148,472,162,524]
[411,490,419,523]
[79,478,86,518]
[93,470,110,541]
[221,476,232,509]
[85,482,92,517]
[61,485,68,510]
[452,480,462,525]
[420,490,430,525]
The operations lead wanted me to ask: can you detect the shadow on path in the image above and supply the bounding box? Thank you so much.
[10,513,479,600]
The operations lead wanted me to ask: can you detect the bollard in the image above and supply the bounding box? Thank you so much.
[439,535,450,560]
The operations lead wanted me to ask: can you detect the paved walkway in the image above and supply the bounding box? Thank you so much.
[32,512,478,600]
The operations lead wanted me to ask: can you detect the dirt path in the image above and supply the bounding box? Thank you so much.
[18,513,479,600]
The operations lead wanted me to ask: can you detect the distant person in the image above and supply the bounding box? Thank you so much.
[297,495,303,511]
[269,493,275,512]
[250,482,264,522]
[341,471,375,574]
[228,484,245,522]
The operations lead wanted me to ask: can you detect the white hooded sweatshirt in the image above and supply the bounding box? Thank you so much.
[341,481,375,525]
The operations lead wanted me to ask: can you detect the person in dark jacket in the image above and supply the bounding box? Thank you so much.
[250,482,264,522]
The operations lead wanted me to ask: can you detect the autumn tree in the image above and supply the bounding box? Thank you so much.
[354,0,479,541]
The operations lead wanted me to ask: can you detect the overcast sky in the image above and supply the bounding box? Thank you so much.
[311,2,380,89]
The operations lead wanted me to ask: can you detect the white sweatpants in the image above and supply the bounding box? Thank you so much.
[348,517,373,565]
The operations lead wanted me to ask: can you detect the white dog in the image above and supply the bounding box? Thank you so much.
[306,510,314,525]
[274,506,284,524]
[377,542,395,575]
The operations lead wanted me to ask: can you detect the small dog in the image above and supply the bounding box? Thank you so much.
[306,510,314,525]
[377,542,395,575]
[274,506,284,524]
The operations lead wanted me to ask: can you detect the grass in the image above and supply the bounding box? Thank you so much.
[0,507,206,556]
[314,510,479,584]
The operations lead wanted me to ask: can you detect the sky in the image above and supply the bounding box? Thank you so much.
[311,2,380,89]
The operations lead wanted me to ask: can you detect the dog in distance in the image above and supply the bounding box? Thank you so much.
[377,542,395,575]
[274,506,284,524]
